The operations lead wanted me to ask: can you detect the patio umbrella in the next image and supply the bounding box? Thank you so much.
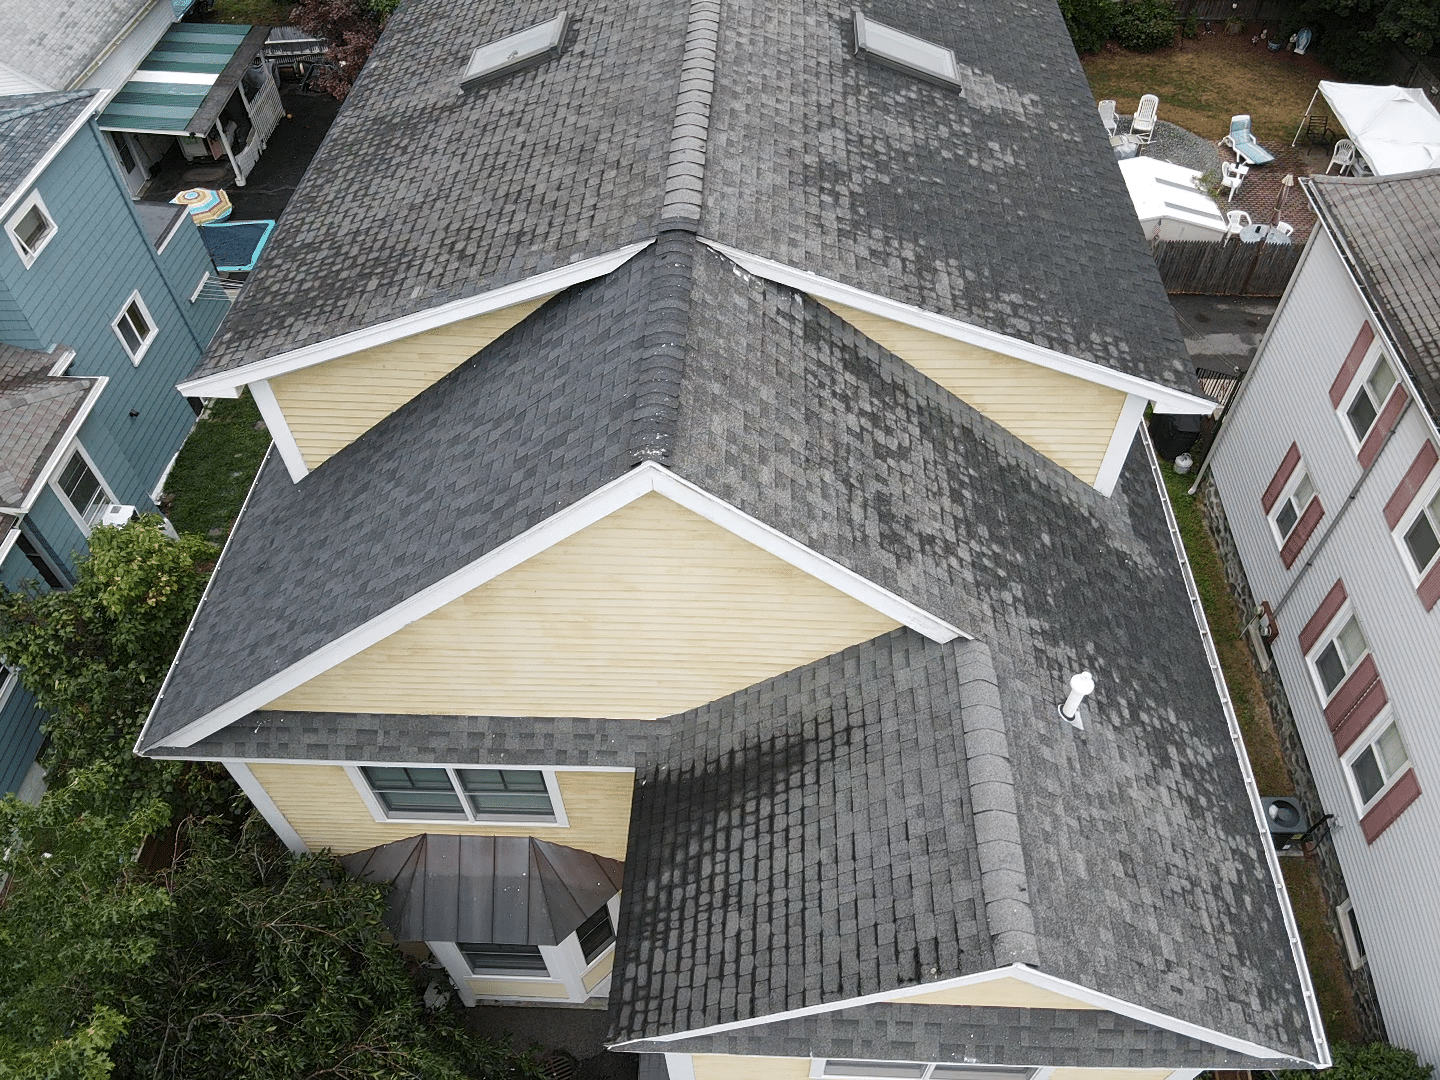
[171,187,233,225]
[1272,173,1295,225]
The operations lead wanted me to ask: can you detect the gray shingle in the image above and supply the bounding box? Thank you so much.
[0,0,147,92]
[0,92,96,207]
[0,344,95,506]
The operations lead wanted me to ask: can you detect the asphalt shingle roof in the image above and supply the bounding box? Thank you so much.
[0,0,149,92]
[0,344,94,507]
[1306,170,1440,427]
[0,91,95,208]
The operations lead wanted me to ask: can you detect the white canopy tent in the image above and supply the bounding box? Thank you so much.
[1295,81,1440,175]
[1118,157,1228,242]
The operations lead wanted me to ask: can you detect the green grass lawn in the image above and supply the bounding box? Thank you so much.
[161,392,272,539]
[206,0,295,25]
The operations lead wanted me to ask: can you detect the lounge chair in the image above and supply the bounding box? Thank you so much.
[1131,94,1159,144]
[1221,115,1275,166]
[1098,99,1118,137]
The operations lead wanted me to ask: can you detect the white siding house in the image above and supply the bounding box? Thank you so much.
[1205,170,1440,1066]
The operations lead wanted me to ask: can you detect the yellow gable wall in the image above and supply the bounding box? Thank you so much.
[901,976,1101,1010]
[691,1056,812,1080]
[268,294,554,469]
[266,492,903,719]
[817,300,1127,485]
[247,762,633,858]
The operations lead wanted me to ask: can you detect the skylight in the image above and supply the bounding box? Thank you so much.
[853,11,961,90]
[462,13,569,90]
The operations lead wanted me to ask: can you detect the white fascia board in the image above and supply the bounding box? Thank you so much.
[176,241,655,397]
[249,379,308,482]
[224,761,308,853]
[0,97,103,222]
[0,524,20,567]
[700,239,1218,416]
[17,376,109,512]
[610,963,1317,1066]
[152,461,964,750]
[1092,393,1149,497]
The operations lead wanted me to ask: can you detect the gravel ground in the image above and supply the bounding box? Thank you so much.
[1117,116,1223,178]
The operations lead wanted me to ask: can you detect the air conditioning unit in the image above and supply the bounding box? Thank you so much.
[99,504,139,528]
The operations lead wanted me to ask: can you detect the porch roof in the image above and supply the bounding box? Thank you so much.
[97,22,267,136]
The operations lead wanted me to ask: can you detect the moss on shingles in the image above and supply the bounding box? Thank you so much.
[162,392,272,540]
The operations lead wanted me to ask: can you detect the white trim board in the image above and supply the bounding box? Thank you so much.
[177,242,655,397]
[144,460,965,750]
[700,239,1218,416]
[609,963,1319,1065]
[1093,393,1149,497]
[225,761,307,853]
[250,379,309,481]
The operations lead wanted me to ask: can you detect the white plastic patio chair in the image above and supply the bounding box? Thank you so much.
[1098,99,1118,137]
[1327,138,1356,175]
[1131,94,1159,144]
[1220,161,1249,203]
[1273,221,1295,238]
[1224,210,1251,239]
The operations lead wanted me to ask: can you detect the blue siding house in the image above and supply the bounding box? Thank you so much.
[0,90,229,797]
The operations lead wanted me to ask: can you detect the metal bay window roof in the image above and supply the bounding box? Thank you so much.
[98,23,269,137]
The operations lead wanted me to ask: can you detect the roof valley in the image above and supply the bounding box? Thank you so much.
[658,0,718,231]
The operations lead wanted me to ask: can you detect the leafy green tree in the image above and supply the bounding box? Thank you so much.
[1292,0,1440,80]
[1113,0,1178,51]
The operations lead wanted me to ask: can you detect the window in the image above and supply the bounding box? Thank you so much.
[1343,352,1397,444]
[853,12,962,89]
[1401,486,1440,577]
[816,1064,1034,1080]
[112,292,157,363]
[1337,899,1366,969]
[15,531,66,589]
[461,13,568,90]
[576,904,615,965]
[1343,713,1410,813]
[458,942,549,976]
[5,191,56,266]
[1309,612,1369,701]
[55,449,111,528]
[1270,468,1316,544]
[356,765,558,822]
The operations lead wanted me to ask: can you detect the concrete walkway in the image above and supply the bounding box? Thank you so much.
[1170,294,1277,377]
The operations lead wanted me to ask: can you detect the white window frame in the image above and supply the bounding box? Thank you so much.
[1268,463,1317,548]
[0,660,17,714]
[49,442,116,536]
[1337,340,1399,451]
[5,190,57,267]
[111,290,158,364]
[1391,467,1440,587]
[1336,899,1366,970]
[809,1062,1038,1080]
[1304,605,1371,706]
[345,762,569,827]
[1340,707,1411,816]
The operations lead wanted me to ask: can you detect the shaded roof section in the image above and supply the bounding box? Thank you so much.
[0,91,95,207]
[0,344,93,507]
[187,0,1192,399]
[339,834,622,946]
[1306,170,1440,427]
[0,0,152,91]
[619,1002,1299,1070]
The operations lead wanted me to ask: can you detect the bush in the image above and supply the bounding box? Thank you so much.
[1060,0,1120,53]
[1278,1042,1436,1080]
[1114,0,1178,50]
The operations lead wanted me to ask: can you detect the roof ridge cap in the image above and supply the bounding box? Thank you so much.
[657,0,718,230]
[0,89,94,125]
[954,639,1040,967]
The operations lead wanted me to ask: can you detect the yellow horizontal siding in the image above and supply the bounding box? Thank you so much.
[691,1056,812,1080]
[248,762,633,859]
[582,950,614,992]
[269,294,554,468]
[466,978,570,1000]
[819,300,1127,484]
[902,976,1100,1009]
[267,492,902,719]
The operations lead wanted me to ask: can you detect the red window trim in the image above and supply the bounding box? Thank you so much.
[1262,443,1302,513]
[1358,389,1408,468]
[1298,579,1348,653]
[1420,562,1440,613]
[1383,441,1439,529]
[1280,498,1324,568]
[1361,768,1420,844]
[1329,322,1375,408]
[1331,674,1388,755]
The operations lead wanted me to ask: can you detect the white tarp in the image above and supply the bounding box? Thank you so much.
[1317,81,1440,175]
[1118,157,1228,242]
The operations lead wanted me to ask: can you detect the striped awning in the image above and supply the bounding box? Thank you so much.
[98,23,268,137]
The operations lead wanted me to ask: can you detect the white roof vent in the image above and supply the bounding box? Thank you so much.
[462,13,569,91]
[1058,670,1094,730]
[853,11,961,90]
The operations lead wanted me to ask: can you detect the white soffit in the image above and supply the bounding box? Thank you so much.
[701,239,1217,416]
[151,461,964,749]
[177,240,654,397]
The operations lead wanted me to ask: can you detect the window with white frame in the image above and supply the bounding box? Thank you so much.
[1342,711,1410,814]
[1269,466,1317,545]
[1342,350,1398,445]
[112,292,157,363]
[458,942,550,976]
[356,765,558,823]
[1307,611,1370,701]
[5,190,57,266]
[1399,482,1440,580]
[814,1063,1035,1080]
[1337,899,1366,969]
[54,449,112,528]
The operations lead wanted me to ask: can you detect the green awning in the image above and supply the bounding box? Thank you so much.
[98,23,269,136]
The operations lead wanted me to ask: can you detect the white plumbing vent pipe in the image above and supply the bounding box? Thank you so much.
[1058,670,1095,728]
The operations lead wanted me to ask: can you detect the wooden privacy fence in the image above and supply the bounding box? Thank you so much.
[1151,238,1302,296]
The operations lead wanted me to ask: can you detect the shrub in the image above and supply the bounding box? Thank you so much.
[1060,0,1120,53]
[1278,1042,1436,1080]
[1114,0,1178,50]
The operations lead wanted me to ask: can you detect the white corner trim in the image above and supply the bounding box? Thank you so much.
[18,376,108,513]
[0,97,102,222]
[159,205,192,254]
[664,1055,697,1080]
[225,761,308,853]
[1140,424,1331,1069]
[426,941,479,1006]
[1093,393,1149,497]
[153,461,964,749]
[176,241,655,397]
[249,379,309,481]
[699,238,1218,416]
